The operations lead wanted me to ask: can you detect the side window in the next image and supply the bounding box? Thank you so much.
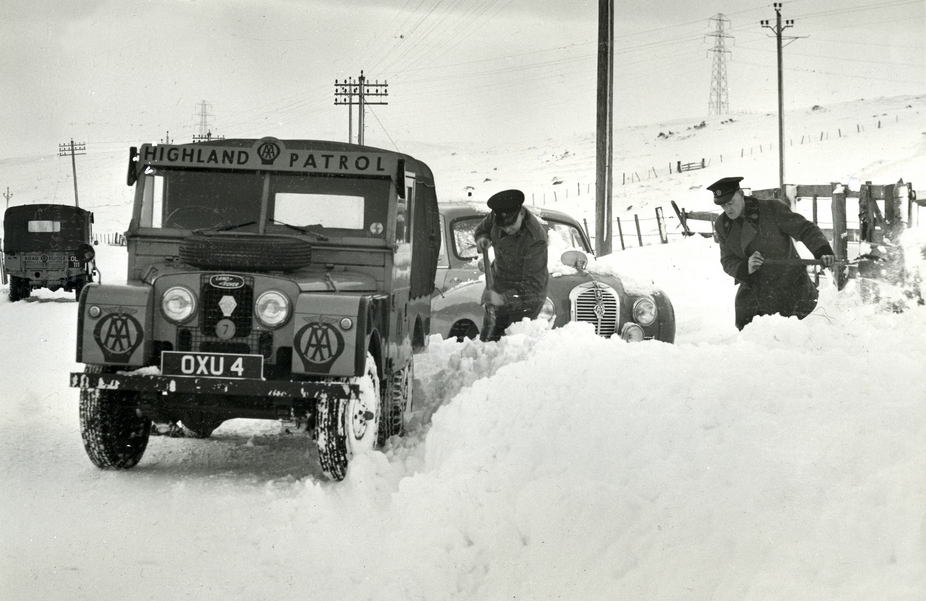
[396,177,414,244]
[437,214,449,267]
[139,173,164,228]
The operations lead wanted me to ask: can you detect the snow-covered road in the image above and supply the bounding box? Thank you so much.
[2,236,925,600]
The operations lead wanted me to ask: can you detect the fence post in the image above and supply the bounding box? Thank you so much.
[656,207,667,244]
[832,183,848,290]
[634,214,643,247]
[616,217,625,250]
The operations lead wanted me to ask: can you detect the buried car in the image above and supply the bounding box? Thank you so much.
[432,201,675,342]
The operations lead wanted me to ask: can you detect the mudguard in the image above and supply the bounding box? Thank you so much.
[291,293,370,378]
[76,283,153,366]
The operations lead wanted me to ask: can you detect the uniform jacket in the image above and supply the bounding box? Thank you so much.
[474,208,549,309]
[716,196,834,315]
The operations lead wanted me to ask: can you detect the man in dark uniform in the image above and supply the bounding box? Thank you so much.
[474,189,549,341]
[710,176,836,330]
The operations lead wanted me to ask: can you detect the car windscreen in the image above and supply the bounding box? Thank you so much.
[143,168,390,237]
[450,214,591,260]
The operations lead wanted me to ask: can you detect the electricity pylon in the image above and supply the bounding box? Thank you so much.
[191,100,223,142]
[706,14,732,116]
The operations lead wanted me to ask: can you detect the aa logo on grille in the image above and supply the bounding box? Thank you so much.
[294,319,345,372]
[93,308,144,362]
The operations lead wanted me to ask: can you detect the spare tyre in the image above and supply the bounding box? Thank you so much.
[179,234,312,272]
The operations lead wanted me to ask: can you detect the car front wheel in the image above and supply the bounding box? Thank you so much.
[315,352,381,481]
[79,365,151,469]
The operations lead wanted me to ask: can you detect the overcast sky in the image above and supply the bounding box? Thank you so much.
[1,0,922,160]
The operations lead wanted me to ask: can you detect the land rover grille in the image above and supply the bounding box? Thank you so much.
[177,274,272,358]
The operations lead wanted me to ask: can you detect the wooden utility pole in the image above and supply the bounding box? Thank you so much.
[595,0,614,255]
[761,4,795,204]
[334,71,388,145]
[57,139,86,208]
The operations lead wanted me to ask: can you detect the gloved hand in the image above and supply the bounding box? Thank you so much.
[475,236,491,253]
[481,288,505,306]
[820,254,836,268]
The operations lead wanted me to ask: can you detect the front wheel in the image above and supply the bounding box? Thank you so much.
[379,361,412,445]
[315,352,381,481]
[79,365,150,469]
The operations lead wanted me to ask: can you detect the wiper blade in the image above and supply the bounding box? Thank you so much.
[268,219,329,241]
[194,220,257,234]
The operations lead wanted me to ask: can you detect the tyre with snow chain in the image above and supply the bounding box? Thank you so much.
[79,365,151,469]
[9,276,29,302]
[378,361,412,445]
[315,352,381,481]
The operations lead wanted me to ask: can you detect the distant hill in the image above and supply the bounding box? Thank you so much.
[1,95,921,238]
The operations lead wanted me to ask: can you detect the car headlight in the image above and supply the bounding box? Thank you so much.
[538,297,556,323]
[162,286,197,324]
[632,297,657,326]
[255,290,290,328]
[620,322,644,342]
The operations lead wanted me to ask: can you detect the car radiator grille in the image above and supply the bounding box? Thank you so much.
[572,283,619,337]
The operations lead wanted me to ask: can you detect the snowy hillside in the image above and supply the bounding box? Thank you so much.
[1,95,922,237]
[1,96,925,600]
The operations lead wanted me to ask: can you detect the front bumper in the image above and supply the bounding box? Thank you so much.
[69,371,359,399]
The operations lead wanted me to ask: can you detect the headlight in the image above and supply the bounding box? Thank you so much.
[255,290,290,328]
[537,297,556,323]
[162,286,196,323]
[620,322,644,342]
[632,297,657,326]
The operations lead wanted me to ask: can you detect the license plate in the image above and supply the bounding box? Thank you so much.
[161,351,263,379]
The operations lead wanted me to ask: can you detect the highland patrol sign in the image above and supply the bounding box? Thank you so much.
[138,138,396,176]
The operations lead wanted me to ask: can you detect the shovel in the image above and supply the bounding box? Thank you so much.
[760,257,853,290]
[479,246,498,341]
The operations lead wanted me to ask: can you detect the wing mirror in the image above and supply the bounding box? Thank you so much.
[561,249,589,272]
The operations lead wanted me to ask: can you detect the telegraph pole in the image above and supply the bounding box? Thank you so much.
[57,139,86,208]
[595,0,614,256]
[334,71,388,145]
[761,4,794,203]
[3,187,11,210]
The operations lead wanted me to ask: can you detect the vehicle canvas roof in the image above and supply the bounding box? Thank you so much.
[3,203,93,252]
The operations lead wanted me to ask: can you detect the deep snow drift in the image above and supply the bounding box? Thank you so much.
[1,96,925,600]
